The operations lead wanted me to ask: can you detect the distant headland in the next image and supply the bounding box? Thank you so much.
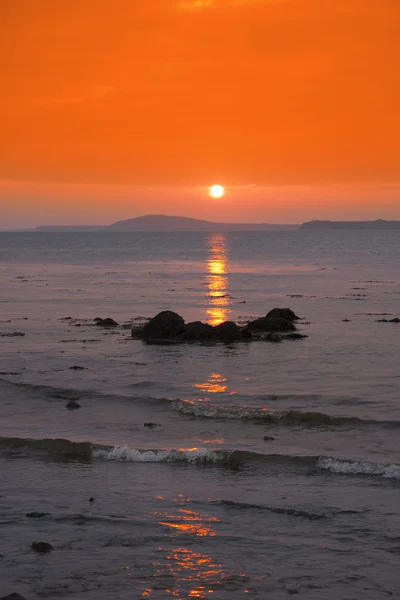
[301,220,400,230]
[33,215,299,232]
[5,216,400,232]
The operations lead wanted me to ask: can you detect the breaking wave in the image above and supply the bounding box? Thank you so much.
[2,377,399,432]
[1,435,399,479]
[318,457,400,479]
[93,445,224,463]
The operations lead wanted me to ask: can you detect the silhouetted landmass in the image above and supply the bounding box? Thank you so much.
[301,220,400,230]
[107,215,298,231]
[33,215,299,232]
[34,225,102,231]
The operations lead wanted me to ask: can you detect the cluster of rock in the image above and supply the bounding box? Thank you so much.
[131,308,307,343]
[376,317,400,323]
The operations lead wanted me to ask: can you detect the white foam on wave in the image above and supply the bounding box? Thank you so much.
[93,445,222,463]
[318,457,400,479]
[171,399,275,420]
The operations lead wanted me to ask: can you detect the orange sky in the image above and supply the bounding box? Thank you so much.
[0,0,399,228]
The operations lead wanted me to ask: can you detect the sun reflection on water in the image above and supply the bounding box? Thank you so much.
[205,234,230,326]
[193,372,227,394]
[157,507,219,537]
[139,496,249,598]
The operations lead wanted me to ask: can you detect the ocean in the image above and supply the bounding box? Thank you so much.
[0,230,399,599]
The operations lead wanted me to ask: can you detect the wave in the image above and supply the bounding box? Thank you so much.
[93,445,226,463]
[1,435,399,479]
[169,399,398,429]
[318,457,400,479]
[2,377,399,432]
[0,436,92,458]
[0,377,130,403]
[215,500,326,520]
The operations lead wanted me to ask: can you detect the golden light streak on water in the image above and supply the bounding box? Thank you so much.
[205,234,230,325]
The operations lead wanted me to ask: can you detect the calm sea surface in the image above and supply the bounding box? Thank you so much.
[0,230,399,599]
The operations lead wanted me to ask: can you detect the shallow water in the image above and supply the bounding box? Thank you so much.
[0,230,399,599]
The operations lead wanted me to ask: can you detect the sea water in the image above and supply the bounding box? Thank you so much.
[0,230,399,599]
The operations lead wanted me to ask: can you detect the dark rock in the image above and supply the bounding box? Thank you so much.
[213,321,241,342]
[265,332,283,343]
[285,587,299,595]
[182,321,214,341]
[95,318,119,327]
[266,308,300,321]
[0,594,28,600]
[240,327,253,340]
[131,326,144,338]
[0,332,25,337]
[89,497,95,502]
[376,318,400,323]
[131,310,308,343]
[93,317,103,322]
[283,333,308,340]
[263,436,275,441]
[31,541,53,553]
[247,316,296,332]
[26,512,48,518]
[69,365,85,370]
[342,319,351,322]
[142,310,185,339]
[66,399,80,410]
[144,422,158,428]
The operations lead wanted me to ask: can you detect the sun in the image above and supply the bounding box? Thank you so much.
[209,184,224,198]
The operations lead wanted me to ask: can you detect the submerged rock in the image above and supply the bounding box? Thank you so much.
[376,317,400,323]
[66,399,80,410]
[26,512,48,518]
[142,310,185,339]
[31,541,53,553]
[94,318,119,327]
[0,332,25,337]
[266,308,300,321]
[283,333,308,340]
[265,332,283,342]
[0,594,28,600]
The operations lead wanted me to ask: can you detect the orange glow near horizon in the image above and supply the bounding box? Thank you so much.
[1,1,400,227]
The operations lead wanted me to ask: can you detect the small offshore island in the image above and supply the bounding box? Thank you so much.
[301,219,400,230]
[24,216,400,232]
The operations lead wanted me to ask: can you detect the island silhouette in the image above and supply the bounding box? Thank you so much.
[22,215,400,232]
